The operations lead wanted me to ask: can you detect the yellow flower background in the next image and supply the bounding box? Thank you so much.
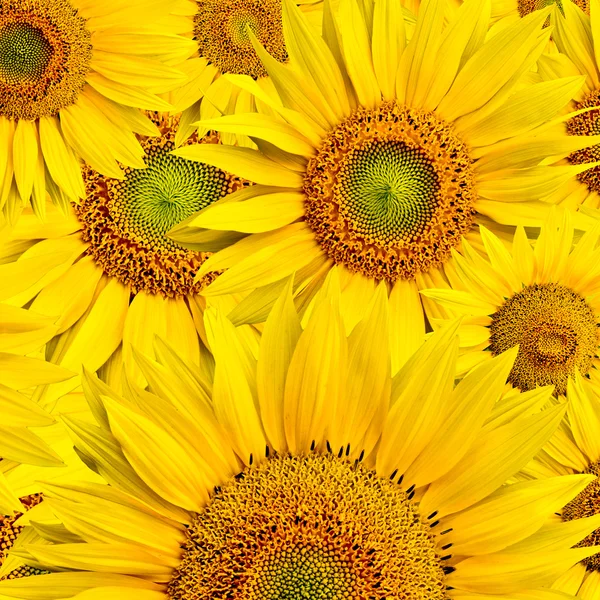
[2,0,600,598]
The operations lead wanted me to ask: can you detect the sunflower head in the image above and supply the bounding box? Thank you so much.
[0,0,92,121]
[170,0,597,318]
[303,101,477,282]
[422,211,600,396]
[1,271,599,599]
[488,282,599,395]
[75,113,250,297]
[194,0,288,79]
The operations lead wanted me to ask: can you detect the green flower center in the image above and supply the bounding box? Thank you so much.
[0,0,92,121]
[229,12,259,45]
[0,22,52,83]
[76,117,248,297]
[304,102,477,282]
[116,145,230,254]
[340,140,439,244]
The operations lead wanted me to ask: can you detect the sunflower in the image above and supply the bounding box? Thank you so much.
[420,210,600,396]
[520,373,600,597]
[168,0,598,369]
[0,352,105,582]
[0,273,597,599]
[167,0,330,148]
[0,391,105,581]
[0,113,257,407]
[539,0,600,210]
[491,0,588,22]
[0,0,194,222]
[0,354,72,516]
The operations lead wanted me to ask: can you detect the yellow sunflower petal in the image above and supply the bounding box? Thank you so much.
[199,225,323,296]
[0,572,163,600]
[403,347,518,489]
[566,372,600,464]
[14,543,175,580]
[38,116,85,201]
[420,404,566,517]
[101,398,211,512]
[447,548,600,594]
[13,119,38,202]
[377,320,460,479]
[283,270,347,454]
[397,0,444,107]
[372,0,405,101]
[197,114,314,157]
[204,308,266,464]
[188,190,305,233]
[282,0,350,120]
[338,0,380,109]
[442,474,596,556]
[172,144,302,187]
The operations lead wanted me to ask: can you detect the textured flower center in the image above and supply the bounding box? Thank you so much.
[517,0,589,18]
[0,23,53,82]
[562,461,600,572]
[76,114,248,297]
[194,0,287,79]
[0,494,45,580]
[303,102,477,282]
[168,454,447,600]
[0,0,92,121]
[488,283,599,396]
[567,90,600,193]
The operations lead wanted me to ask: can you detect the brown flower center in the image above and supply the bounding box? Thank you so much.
[517,0,589,18]
[489,283,599,395]
[194,0,287,80]
[168,454,448,600]
[563,461,600,572]
[303,101,477,282]
[0,494,45,580]
[76,114,249,297]
[567,90,600,194]
[0,0,91,121]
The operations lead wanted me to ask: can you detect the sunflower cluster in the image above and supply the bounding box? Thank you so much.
[3,0,600,598]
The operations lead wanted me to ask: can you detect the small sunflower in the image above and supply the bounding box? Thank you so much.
[167,0,331,148]
[0,0,194,222]
[523,373,600,597]
[491,0,588,22]
[0,273,597,599]
[0,113,256,407]
[540,0,600,210]
[421,211,600,396]
[168,0,598,370]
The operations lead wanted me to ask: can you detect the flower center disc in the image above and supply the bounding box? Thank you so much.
[517,0,589,18]
[0,494,45,580]
[488,283,599,395]
[76,114,248,297]
[168,454,447,600]
[563,461,600,571]
[303,101,477,282]
[194,0,287,79]
[567,90,600,193]
[0,0,92,121]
